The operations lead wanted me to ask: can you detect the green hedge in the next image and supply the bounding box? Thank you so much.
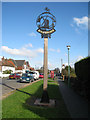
[74,56,89,99]
[75,57,89,81]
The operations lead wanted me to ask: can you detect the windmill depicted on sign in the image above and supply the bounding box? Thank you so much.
[36,7,56,103]
[36,7,56,38]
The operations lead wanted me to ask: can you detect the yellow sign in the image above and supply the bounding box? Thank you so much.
[37,28,56,34]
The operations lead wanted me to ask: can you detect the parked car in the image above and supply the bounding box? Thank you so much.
[39,73,44,78]
[48,74,51,78]
[29,71,39,80]
[9,73,21,79]
[20,73,34,83]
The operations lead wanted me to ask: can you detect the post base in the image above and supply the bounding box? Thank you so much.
[40,90,50,103]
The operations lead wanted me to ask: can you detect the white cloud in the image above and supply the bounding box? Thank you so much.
[65,53,68,56]
[64,56,84,68]
[36,48,44,53]
[49,48,60,53]
[70,24,74,27]
[49,48,55,52]
[57,49,60,53]
[24,43,33,48]
[75,28,81,34]
[28,32,36,37]
[76,56,84,62]
[48,62,55,70]
[1,46,43,58]
[73,16,88,29]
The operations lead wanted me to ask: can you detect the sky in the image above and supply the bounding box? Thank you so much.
[1,1,89,70]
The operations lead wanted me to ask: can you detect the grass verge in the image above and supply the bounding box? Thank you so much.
[2,80,70,119]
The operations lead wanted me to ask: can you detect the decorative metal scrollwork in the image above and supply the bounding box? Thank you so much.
[36,7,56,38]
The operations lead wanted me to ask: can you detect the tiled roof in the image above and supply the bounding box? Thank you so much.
[2,60,14,67]
[10,59,17,66]
[15,60,25,67]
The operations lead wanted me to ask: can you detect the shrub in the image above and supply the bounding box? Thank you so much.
[74,56,89,99]
[3,70,12,74]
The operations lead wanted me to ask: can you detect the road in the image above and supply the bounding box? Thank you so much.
[0,78,34,98]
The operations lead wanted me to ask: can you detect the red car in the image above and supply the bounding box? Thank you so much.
[39,73,44,78]
[9,73,21,79]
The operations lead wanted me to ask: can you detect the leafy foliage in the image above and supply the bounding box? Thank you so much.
[61,66,76,77]
[3,70,13,74]
[54,67,60,74]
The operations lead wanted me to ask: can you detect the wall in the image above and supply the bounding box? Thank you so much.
[2,66,15,73]
[0,72,10,78]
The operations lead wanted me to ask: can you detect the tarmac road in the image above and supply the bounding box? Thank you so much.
[0,77,33,98]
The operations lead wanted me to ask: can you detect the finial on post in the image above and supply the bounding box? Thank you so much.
[45,7,50,12]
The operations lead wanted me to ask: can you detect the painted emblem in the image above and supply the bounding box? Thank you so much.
[36,7,56,37]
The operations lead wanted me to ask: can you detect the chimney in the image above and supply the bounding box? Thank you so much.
[2,56,4,61]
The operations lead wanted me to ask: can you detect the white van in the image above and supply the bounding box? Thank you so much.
[29,71,39,80]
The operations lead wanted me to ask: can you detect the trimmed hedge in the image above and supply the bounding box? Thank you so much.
[75,57,89,81]
[74,57,89,99]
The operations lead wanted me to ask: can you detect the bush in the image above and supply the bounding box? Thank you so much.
[74,57,89,100]
[75,57,89,81]
[3,70,12,74]
[62,66,76,77]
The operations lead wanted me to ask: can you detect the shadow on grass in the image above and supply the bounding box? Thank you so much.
[48,80,54,82]
[22,83,71,119]
[2,81,71,119]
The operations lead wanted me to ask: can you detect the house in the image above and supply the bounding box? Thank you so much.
[15,60,27,73]
[8,59,31,73]
[1,57,15,73]
[0,56,32,75]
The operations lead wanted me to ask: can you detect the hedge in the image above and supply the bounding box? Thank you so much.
[75,57,89,81]
[74,56,89,99]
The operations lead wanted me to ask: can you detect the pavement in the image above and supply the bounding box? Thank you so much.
[58,80,88,119]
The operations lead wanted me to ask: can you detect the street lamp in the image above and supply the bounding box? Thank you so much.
[66,45,71,87]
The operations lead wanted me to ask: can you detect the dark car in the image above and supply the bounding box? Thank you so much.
[20,73,34,83]
[9,73,21,79]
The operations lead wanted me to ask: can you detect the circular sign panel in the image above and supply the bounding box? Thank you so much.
[36,9,56,35]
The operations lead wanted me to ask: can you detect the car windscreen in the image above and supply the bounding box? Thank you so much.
[10,74,14,75]
[16,74,19,75]
[29,72,35,74]
[40,73,43,75]
[22,74,27,77]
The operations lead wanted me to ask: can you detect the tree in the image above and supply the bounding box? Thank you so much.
[61,66,76,77]
[61,68,68,76]
[54,68,60,74]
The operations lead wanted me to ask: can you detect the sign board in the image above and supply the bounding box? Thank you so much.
[37,28,56,35]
